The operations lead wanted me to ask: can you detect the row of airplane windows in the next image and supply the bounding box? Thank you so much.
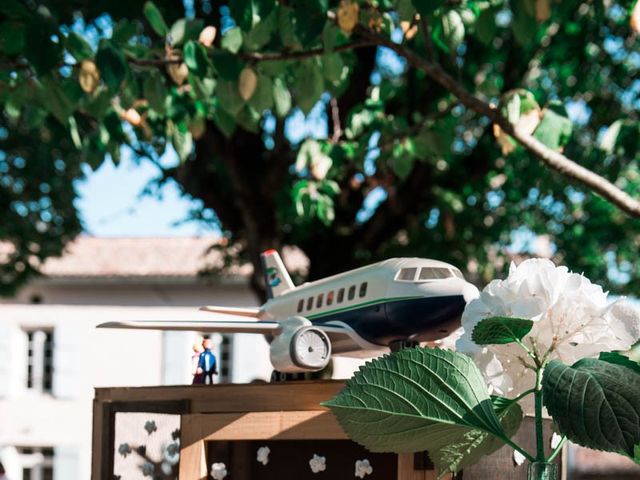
[297,282,368,312]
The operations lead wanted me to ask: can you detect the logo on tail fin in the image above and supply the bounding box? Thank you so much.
[266,267,281,287]
[261,249,295,298]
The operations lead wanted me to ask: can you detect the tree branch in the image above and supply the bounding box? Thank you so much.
[239,40,375,62]
[355,25,640,218]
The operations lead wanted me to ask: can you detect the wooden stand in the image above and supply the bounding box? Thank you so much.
[92,381,564,479]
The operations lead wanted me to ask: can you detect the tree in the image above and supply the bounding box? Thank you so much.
[1,0,639,299]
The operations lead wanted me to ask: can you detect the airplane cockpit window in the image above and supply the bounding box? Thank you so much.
[397,267,417,281]
[418,267,453,280]
[316,293,324,308]
[359,282,368,298]
[337,288,345,303]
[306,297,314,310]
[348,285,356,300]
[327,291,334,306]
[297,299,304,313]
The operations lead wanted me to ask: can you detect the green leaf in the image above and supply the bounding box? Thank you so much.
[221,27,243,53]
[143,71,167,114]
[412,0,444,16]
[229,0,254,32]
[112,19,140,45]
[189,75,216,102]
[248,74,274,113]
[143,1,168,37]
[533,101,572,151]
[512,0,537,47]
[96,41,129,92]
[39,76,74,125]
[323,347,509,453]
[542,358,640,457]
[65,32,93,62]
[273,78,292,118]
[171,123,193,161]
[24,13,63,75]
[434,397,523,476]
[292,60,324,114]
[599,352,640,375]
[244,10,276,50]
[183,40,210,77]
[291,0,327,47]
[322,53,345,83]
[600,119,623,154]
[472,316,534,345]
[217,79,245,116]
[213,106,236,137]
[442,10,465,53]
[475,8,496,45]
[0,21,25,55]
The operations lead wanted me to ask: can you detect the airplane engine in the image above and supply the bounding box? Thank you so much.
[269,316,332,373]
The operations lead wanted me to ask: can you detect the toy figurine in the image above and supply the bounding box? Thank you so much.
[196,338,218,384]
[191,338,205,385]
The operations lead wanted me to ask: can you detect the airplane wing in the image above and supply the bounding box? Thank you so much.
[97,320,279,334]
[198,305,261,318]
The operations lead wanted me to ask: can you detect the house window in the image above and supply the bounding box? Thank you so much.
[219,335,232,383]
[306,297,314,310]
[326,291,334,306]
[25,329,54,393]
[18,446,54,480]
[316,294,324,308]
[337,288,345,303]
[359,282,368,298]
[297,299,304,313]
[348,286,356,301]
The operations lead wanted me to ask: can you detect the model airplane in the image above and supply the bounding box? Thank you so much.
[98,250,478,373]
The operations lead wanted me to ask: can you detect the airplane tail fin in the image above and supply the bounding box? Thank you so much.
[260,249,295,298]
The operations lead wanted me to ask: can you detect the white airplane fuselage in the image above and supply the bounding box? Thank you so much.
[260,258,476,353]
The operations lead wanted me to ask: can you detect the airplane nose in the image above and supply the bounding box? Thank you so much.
[462,282,480,303]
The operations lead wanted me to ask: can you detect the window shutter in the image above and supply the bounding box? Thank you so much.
[0,323,26,397]
[0,322,12,397]
[54,446,79,480]
[53,323,81,398]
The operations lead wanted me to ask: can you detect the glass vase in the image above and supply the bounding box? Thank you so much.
[527,461,558,480]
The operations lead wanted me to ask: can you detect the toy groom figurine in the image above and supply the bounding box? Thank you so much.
[196,338,218,384]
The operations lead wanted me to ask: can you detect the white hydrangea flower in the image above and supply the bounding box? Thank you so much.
[257,446,270,466]
[210,462,228,480]
[355,459,373,478]
[456,258,640,396]
[309,454,326,473]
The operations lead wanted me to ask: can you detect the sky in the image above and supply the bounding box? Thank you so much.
[74,147,210,237]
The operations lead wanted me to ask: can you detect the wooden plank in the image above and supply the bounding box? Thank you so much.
[182,411,346,442]
[95,380,345,413]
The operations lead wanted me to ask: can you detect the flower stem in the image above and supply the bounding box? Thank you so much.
[534,368,545,461]
[546,436,567,463]
[511,388,536,404]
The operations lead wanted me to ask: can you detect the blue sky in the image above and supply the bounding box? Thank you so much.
[74,147,210,236]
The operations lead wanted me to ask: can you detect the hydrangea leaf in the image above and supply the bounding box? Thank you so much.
[183,40,210,77]
[434,397,523,477]
[96,41,129,92]
[542,358,640,457]
[322,348,509,453]
[598,351,640,375]
[472,316,534,345]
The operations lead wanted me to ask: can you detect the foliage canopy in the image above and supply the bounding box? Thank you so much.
[1,0,639,296]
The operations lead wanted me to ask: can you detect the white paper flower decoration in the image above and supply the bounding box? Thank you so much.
[210,462,228,480]
[456,258,640,396]
[550,432,563,449]
[355,459,373,478]
[513,449,526,466]
[257,446,270,466]
[309,454,326,473]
